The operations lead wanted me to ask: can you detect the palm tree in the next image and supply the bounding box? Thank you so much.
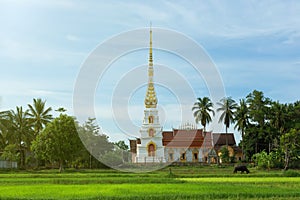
[192,97,215,161]
[28,98,52,135]
[246,90,270,126]
[217,97,238,147]
[270,101,286,134]
[0,111,10,152]
[234,99,249,159]
[7,107,33,168]
[192,97,215,133]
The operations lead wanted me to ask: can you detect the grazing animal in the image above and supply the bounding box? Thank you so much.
[233,165,250,174]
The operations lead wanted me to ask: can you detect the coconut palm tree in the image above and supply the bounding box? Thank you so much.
[270,101,286,134]
[0,111,10,152]
[192,97,215,161]
[7,107,33,168]
[234,99,249,159]
[192,97,215,133]
[217,97,238,147]
[28,98,52,135]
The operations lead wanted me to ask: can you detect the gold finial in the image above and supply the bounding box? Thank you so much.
[149,22,153,66]
[144,24,157,108]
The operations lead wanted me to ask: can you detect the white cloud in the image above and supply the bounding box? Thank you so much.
[66,34,80,41]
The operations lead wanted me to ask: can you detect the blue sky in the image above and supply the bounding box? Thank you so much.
[1,1,300,143]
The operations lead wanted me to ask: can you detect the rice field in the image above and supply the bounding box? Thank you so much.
[0,166,299,199]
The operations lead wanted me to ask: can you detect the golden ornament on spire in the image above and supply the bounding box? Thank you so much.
[144,24,158,108]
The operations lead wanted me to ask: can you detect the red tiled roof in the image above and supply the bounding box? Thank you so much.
[162,129,205,148]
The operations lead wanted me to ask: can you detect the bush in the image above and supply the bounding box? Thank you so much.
[252,151,271,169]
[100,150,123,167]
[220,147,230,163]
[282,170,300,177]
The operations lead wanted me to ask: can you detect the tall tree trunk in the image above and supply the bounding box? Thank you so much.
[225,126,228,147]
[59,160,64,173]
[241,130,245,160]
[203,125,206,163]
[284,145,289,171]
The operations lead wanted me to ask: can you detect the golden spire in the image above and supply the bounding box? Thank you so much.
[144,24,157,108]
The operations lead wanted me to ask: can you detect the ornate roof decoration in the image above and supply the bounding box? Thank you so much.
[144,25,158,108]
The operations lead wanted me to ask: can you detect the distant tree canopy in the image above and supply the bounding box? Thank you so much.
[0,90,299,170]
[193,90,300,169]
[0,99,123,171]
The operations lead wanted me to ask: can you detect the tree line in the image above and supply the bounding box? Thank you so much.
[192,90,300,169]
[0,98,128,171]
[1,90,299,171]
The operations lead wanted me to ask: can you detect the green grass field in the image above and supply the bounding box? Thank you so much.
[0,166,299,199]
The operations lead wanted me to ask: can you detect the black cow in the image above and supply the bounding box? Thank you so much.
[233,165,250,174]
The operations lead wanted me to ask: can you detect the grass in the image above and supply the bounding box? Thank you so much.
[0,166,299,199]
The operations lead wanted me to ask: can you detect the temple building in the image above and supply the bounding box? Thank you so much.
[134,26,165,163]
[129,27,242,163]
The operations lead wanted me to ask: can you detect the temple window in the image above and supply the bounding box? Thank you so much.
[148,144,155,157]
[149,128,154,137]
[148,115,154,124]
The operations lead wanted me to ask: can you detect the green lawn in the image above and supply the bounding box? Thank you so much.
[0,166,299,199]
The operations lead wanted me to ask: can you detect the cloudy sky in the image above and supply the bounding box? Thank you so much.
[1,1,300,142]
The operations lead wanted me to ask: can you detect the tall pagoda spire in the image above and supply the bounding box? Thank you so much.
[144,24,157,108]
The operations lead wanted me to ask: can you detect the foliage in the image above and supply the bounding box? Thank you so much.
[234,99,249,158]
[7,106,33,168]
[114,140,129,151]
[252,151,272,170]
[0,144,19,162]
[220,146,230,163]
[217,97,237,133]
[100,150,123,167]
[192,97,215,132]
[76,118,114,169]
[27,98,52,135]
[31,114,80,172]
[280,129,300,170]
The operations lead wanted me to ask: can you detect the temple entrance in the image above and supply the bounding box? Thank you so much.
[148,144,155,157]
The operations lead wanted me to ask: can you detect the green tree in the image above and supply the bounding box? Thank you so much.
[246,90,270,126]
[244,90,272,157]
[114,140,129,163]
[27,98,52,135]
[192,97,215,159]
[31,114,79,172]
[0,111,11,151]
[77,118,113,168]
[101,151,123,167]
[192,97,215,133]
[220,146,230,163]
[234,99,249,159]
[7,107,33,168]
[252,150,272,170]
[280,129,300,170]
[217,97,237,147]
[1,144,19,168]
[269,101,287,151]
[270,101,286,133]
[115,140,129,150]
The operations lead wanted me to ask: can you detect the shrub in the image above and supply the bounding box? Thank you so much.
[282,170,300,177]
[252,151,271,170]
[220,146,230,163]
